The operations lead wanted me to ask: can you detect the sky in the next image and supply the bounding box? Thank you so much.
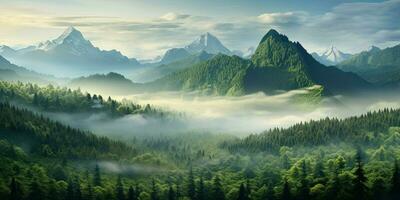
[0,0,399,59]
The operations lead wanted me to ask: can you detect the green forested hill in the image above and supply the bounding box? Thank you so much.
[0,103,136,159]
[131,51,214,83]
[337,44,400,84]
[147,30,370,96]
[0,81,164,117]
[225,108,400,153]
[69,72,142,95]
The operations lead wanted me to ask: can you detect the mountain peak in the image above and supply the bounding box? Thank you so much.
[259,29,289,44]
[37,26,91,52]
[185,32,231,55]
[54,26,85,43]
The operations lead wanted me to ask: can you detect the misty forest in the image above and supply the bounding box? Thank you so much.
[1,1,400,200]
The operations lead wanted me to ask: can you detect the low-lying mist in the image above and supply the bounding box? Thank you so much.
[43,88,400,139]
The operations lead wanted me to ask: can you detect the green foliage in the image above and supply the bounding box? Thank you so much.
[0,81,168,118]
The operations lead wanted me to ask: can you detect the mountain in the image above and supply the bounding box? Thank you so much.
[0,55,57,84]
[69,72,141,95]
[147,29,371,96]
[184,32,231,55]
[131,51,214,83]
[0,27,141,77]
[312,46,352,65]
[0,45,16,57]
[337,44,400,84]
[160,48,191,64]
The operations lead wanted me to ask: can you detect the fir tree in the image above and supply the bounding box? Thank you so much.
[116,175,125,200]
[353,149,368,200]
[187,167,196,200]
[212,175,225,200]
[93,164,101,186]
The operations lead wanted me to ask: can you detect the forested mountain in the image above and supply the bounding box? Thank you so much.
[2,96,400,200]
[225,108,400,153]
[0,103,137,159]
[69,72,142,95]
[131,51,214,83]
[337,44,400,84]
[147,29,371,96]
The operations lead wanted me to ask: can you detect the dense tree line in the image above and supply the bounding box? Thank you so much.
[0,102,137,159]
[0,81,168,117]
[224,108,400,153]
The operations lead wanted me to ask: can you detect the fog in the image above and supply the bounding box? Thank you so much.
[41,87,400,139]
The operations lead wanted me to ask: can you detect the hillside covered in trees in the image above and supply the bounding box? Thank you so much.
[2,96,400,200]
[147,30,371,96]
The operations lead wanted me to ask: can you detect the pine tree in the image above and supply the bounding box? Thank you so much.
[197,176,205,200]
[390,160,400,200]
[168,185,175,200]
[298,160,310,200]
[93,164,101,186]
[27,180,43,200]
[237,183,248,200]
[353,149,368,200]
[151,179,159,200]
[9,177,21,200]
[116,175,125,200]
[281,179,291,200]
[66,180,75,200]
[212,175,225,200]
[127,186,137,200]
[86,183,94,200]
[188,167,196,200]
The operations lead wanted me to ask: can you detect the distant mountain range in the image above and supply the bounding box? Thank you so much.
[0,27,141,77]
[146,29,371,96]
[130,33,230,82]
[312,46,352,66]
[0,55,58,84]
[337,44,400,85]
[131,51,214,83]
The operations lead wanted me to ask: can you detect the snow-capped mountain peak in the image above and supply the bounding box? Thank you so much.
[37,26,92,52]
[311,45,352,65]
[185,32,231,55]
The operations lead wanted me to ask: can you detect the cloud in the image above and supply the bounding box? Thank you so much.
[1,1,399,58]
[160,12,190,21]
[257,12,308,26]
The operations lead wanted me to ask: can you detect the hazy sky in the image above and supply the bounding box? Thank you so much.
[0,0,399,59]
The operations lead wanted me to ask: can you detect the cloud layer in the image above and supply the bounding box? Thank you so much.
[0,0,399,58]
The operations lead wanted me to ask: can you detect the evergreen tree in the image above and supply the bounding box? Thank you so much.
[150,179,159,200]
[298,160,310,200]
[281,179,291,200]
[237,183,249,200]
[372,177,386,200]
[353,149,368,200]
[93,164,101,186]
[168,185,175,200]
[27,180,43,200]
[212,175,225,200]
[75,179,82,200]
[197,176,205,200]
[86,183,94,200]
[66,180,75,200]
[116,175,125,200]
[127,186,137,200]
[188,167,196,200]
[390,160,400,200]
[9,177,21,200]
